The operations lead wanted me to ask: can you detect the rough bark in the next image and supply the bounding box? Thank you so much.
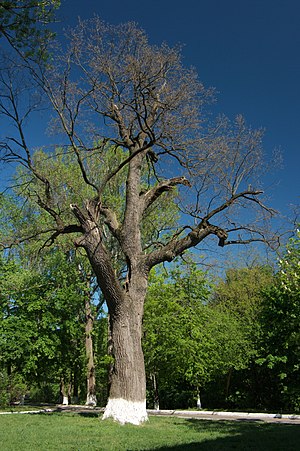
[103,298,147,423]
[71,197,149,423]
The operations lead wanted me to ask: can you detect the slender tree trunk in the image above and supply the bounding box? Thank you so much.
[85,296,97,406]
[196,386,202,410]
[72,368,79,404]
[152,373,160,410]
[225,367,233,400]
[60,378,69,405]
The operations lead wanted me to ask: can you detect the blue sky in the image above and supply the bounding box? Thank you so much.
[54,0,299,222]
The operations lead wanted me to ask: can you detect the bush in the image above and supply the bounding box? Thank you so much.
[0,369,27,407]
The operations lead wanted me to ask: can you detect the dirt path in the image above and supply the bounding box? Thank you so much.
[148,409,300,425]
[1,405,300,425]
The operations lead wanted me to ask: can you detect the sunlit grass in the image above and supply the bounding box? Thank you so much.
[0,412,299,450]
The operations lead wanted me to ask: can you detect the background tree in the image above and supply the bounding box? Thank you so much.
[0,249,81,403]
[0,244,109,406]
[0,254,28,406]
[143,261,255,410]
[209,265,274,407]
[256,227,300,412]
[0,0,60,56]
[0,18,276,424]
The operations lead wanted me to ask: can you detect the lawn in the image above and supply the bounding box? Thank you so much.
[0,411,299,450]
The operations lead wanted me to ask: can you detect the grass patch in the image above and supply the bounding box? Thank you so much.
[0,412,299,450]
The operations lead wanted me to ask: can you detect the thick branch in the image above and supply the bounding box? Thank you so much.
[98,141,153,196]
[141,176,191,213]
[144,188,272,269]
[109,102,133,148]
[40,224,84,249]
[99,205,121,239]
[144,220,214,269]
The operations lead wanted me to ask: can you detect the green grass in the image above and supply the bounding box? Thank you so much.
[0,412,299,450]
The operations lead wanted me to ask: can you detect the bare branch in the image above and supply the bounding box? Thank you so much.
[0,223,82,251]
[204,190,264,222]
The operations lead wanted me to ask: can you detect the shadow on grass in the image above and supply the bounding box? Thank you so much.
[144,419,300,451]
[77,411,99,418]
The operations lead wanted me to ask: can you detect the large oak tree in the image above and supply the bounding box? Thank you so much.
[0,18,276,424]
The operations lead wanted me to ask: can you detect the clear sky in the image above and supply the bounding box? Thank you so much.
[54,0,299,223]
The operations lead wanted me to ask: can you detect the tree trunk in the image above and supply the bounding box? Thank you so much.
[72,367,79,404]
[196,386,202,410]
[107,314,114,395]
[72,200,149,424]
[225,367,233,400]
[151,373,160,410]
[60,378,69,405]
[102,288,148,424]
[85,296,97,406]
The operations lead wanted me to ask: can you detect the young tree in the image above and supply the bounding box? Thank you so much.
[77,260,102,407]
[0,18,276,424]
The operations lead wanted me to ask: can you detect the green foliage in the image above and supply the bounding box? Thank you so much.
[6,146,179,271]
[212,265,274,325]
[0,245,108,404]
[1,251,78,377]
[0,1,60,57]
[256,227,300,411]
[208,265,275,409]
[143,260,252,408]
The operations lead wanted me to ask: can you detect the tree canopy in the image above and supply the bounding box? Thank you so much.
[143,262,253,409]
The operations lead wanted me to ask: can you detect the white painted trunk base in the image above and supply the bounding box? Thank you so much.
[102,398,148,425]
[85,394,97,406]
[197,394,202,410]
[62,396,69,406]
